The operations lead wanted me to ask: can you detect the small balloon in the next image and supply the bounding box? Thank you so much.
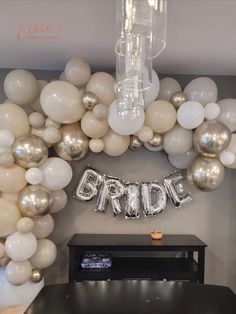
[102,129,130,157]
[42,127,61,144]
[158,78,182,101]
[204,102,220,120]
[124,183,140,219]
[25,168,43,185]
[144,142,163,152]
[89,138,104,153]
[170,92,187,109]
[29,112,45,128]
[65,57,91,86]
[219,150,235,166]
[138,126,153,142]
[93,103,108,120]
[129,135,142,151]
[31,268,43,283]
[82,91,98,110]
[81,111,109,138]
[177,101,205,129]
[16,217,34,233]
[148,133,163,147]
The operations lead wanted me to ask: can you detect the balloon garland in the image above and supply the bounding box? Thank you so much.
[0,56,235,293]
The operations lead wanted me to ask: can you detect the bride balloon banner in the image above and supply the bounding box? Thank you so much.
[74,167,192,218]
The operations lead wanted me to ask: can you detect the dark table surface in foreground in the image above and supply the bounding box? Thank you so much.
[25,281,236,314]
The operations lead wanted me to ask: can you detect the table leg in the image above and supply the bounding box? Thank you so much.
[198,248,205,283]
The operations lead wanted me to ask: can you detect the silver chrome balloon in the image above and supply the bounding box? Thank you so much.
[141,182,167,217]
[163,172,192,208]
[74,167,103,201]
[54,123,89,161]
[124,183,140,219]
[18,185,53,217]
[171,92,187,108]
[82,91,98,110]
[12,135,48,169]
[129,136,142,151]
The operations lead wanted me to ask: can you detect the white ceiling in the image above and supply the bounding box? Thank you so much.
[0,0,236,75]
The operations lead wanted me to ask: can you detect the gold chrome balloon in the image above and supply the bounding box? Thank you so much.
[30,268,43,283]
[148,133,163,147]
[129,136,142,151]
[171,92,187,108]
[12,135,48,168]
[193,120,231,157]
[18,185,53,217]
[187,156,225,191]
[54,123,89,161]
[82,91,98,110]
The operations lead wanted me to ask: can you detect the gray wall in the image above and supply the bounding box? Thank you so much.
[1,70,236,292]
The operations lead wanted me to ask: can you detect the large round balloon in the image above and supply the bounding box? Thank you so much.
[218,99,236,132]
[184,77,218,106]
[0,199,21,237]
[0,164,27,193]
[177,101,205,129]
[40,81,85,123]
[158,78,181,101]
[5,260,32,286]
[54,123,89,161]
[187,156,225,191]
[108,101,144,135]
[168,149,198,170]
[102,129,130,156]
[32,214,54,239]
[145,100,176,133]
[12,135,48,168]
[5,231,37,261]
[193,120,231,157]
[30,239,57,269]
[163,126,193,156]
[39,157,73,190]
[49,189,68,213]
[0,103,30,138]
[4,69,39,106]
[81,111,109,138]
[18,185,53,217]
[65,57,91,86]
[86,72,116,106]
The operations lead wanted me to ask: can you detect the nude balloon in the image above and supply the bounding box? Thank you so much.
[32,214,54,239]
[5,260,32,286]
[30,239,57,269]
[86,72,116,106]
[0,164,27,193]
[102,129,130,157]
[0,103,30,138]
[40,81,85,123]
[81,111,109,138]
[65,57,91,86]
[0,199,21,237]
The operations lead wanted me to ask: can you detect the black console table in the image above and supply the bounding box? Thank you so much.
[67,234,207,283]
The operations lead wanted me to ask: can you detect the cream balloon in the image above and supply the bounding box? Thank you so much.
[93,103,108,120]
[65,57,91,86]
[29,112,45,128]
[218,99,236,132]
[168,149,198,170]
[164,126,193,156]
[16,217,34,233]
[204,102,220,120]
[4,69,39,106]
[145,100,176,133]
[31,80,48,115]
[42,127,61,144]
[102,129,130,157]
[158,77,181,101]
[89,138,104,153]
[184,77,218,106]
[0,199,21,237]
[177,101,205,129]
[39,157,73,190]
[40,81,85,123]
[108,101,144,135]
[30,239,57,269]
[0,130,14,147]
[49,189,68,213]
[25,168,43,185]
[0,164,27,193]
[0,103,30,138]
[32,214,54,239]
[86,72,116,106]
[0,152,14,167]
[144,69,160,108]
[219,150,235,166]
[138,126,153,142]
[5,260,32,286]
[54,123,89,161]
[5,232,37,261]
[45,118,61,129]
[81,111,109,138]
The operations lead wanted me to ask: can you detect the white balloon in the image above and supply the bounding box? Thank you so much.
[218,99,236,132]
[39,157,73,190]
[29,112,45,128]
[144,69,160,108]
[184,77,218,106]
[5,260,32,286]
[219,150,235,166]
[0,268,44,307]
[32,214,54,239]
[0,130,14,147]
[5,232,37,262]
[144,143,163,152]
[177,101,205,129]
[49,189,68,213]
[25,168,43,185]
[158,77,181,101]
[204,102,220,120]
[108,101,144,135]
[168,149,198,169]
